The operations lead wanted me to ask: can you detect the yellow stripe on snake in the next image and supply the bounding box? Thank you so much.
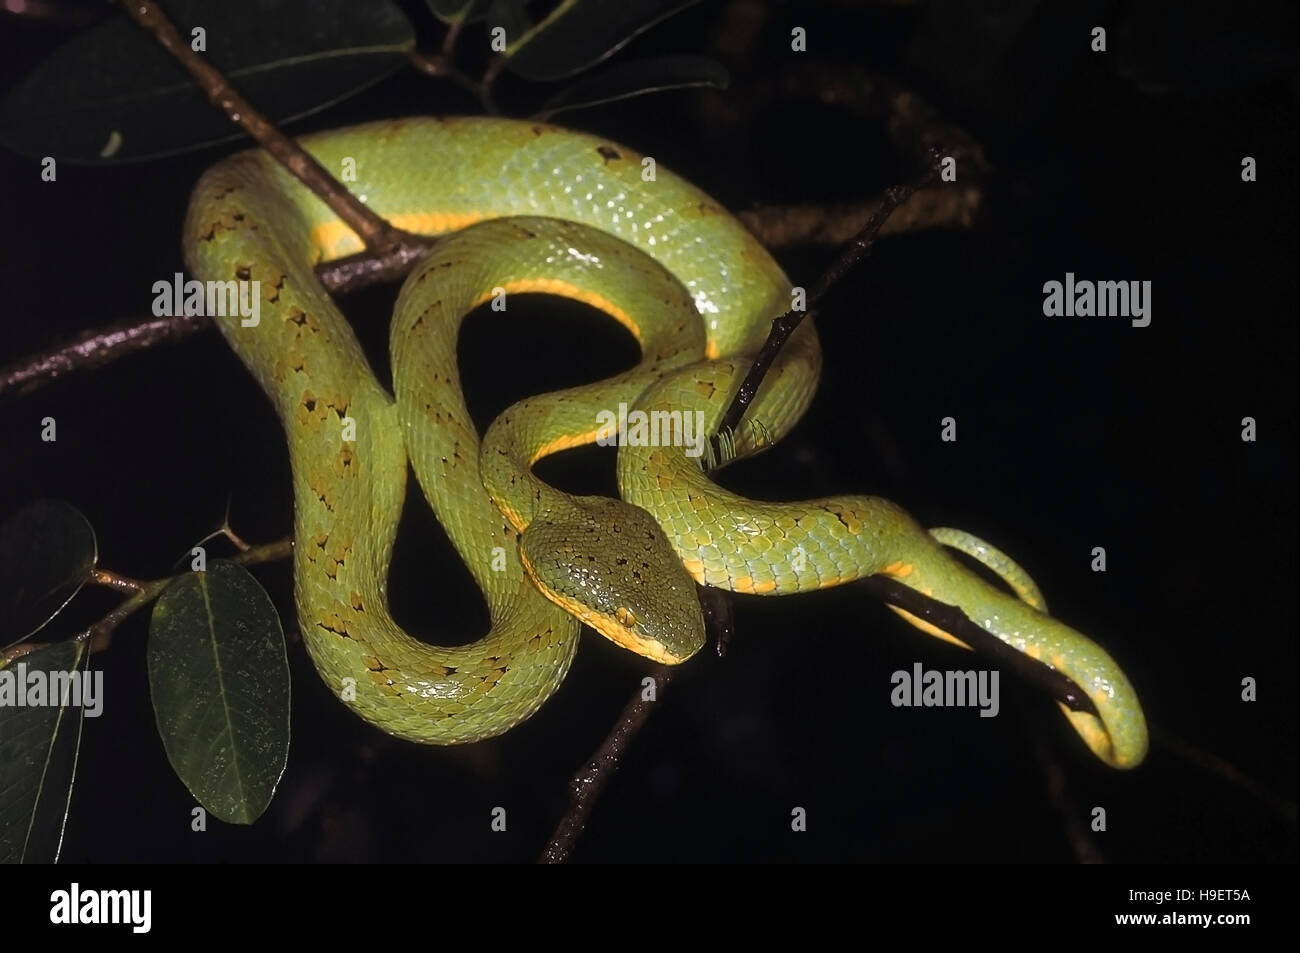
[183,117,1147,767]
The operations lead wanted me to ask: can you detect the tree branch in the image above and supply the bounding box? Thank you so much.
[709,147,946,462]
[858,575,1098,717]
[0,312,210,401]
[540,667,673,863]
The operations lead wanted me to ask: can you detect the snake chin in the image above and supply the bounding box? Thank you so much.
[517,497,706,665]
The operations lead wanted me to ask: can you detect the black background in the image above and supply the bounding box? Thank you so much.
[0,0,1294,863]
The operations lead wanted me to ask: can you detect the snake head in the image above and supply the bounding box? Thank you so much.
[518,497,705,665]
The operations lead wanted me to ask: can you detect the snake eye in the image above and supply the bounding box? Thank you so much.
[615,606,637,627]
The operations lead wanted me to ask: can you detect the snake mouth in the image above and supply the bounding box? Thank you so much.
[577,607,683,664]
[533,581,687,664]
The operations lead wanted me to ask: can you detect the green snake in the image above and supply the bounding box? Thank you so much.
[183,116,1148,767]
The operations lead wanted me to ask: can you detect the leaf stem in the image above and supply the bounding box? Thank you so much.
[2,538,293,662]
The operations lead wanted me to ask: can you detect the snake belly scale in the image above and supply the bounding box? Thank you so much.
[184,116,1147,766]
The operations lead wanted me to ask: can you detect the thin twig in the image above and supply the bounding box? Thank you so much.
[709,147,945,461]
[89,567,147,594]
[441,17,464,59]
[409,19,500,116]
[479,55,507,113]
[540,667,673,863]
[219,499,252,552]
[87,535,292,650]
[230,536,294,568]
[408,49,485,104]
[78,577,173,652]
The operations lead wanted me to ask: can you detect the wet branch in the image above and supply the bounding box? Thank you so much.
[540,667,673,863]
[0,244,438,402]
[0,312,210,401]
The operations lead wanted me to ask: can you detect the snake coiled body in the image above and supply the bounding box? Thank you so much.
[184,117,1147,766]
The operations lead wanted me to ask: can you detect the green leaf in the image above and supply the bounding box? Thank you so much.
[537,55,729,119]
[425,0,496,25]
[505,0,702,82]
[0,640,89,864]
[0,0,415,164]
[148,561,289,825]
[0,500,96,648]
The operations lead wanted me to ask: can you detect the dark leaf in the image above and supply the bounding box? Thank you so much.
[0,500,96,648]
[148,561,289,825]
[0,640,89,863]
[0,0,414,164]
